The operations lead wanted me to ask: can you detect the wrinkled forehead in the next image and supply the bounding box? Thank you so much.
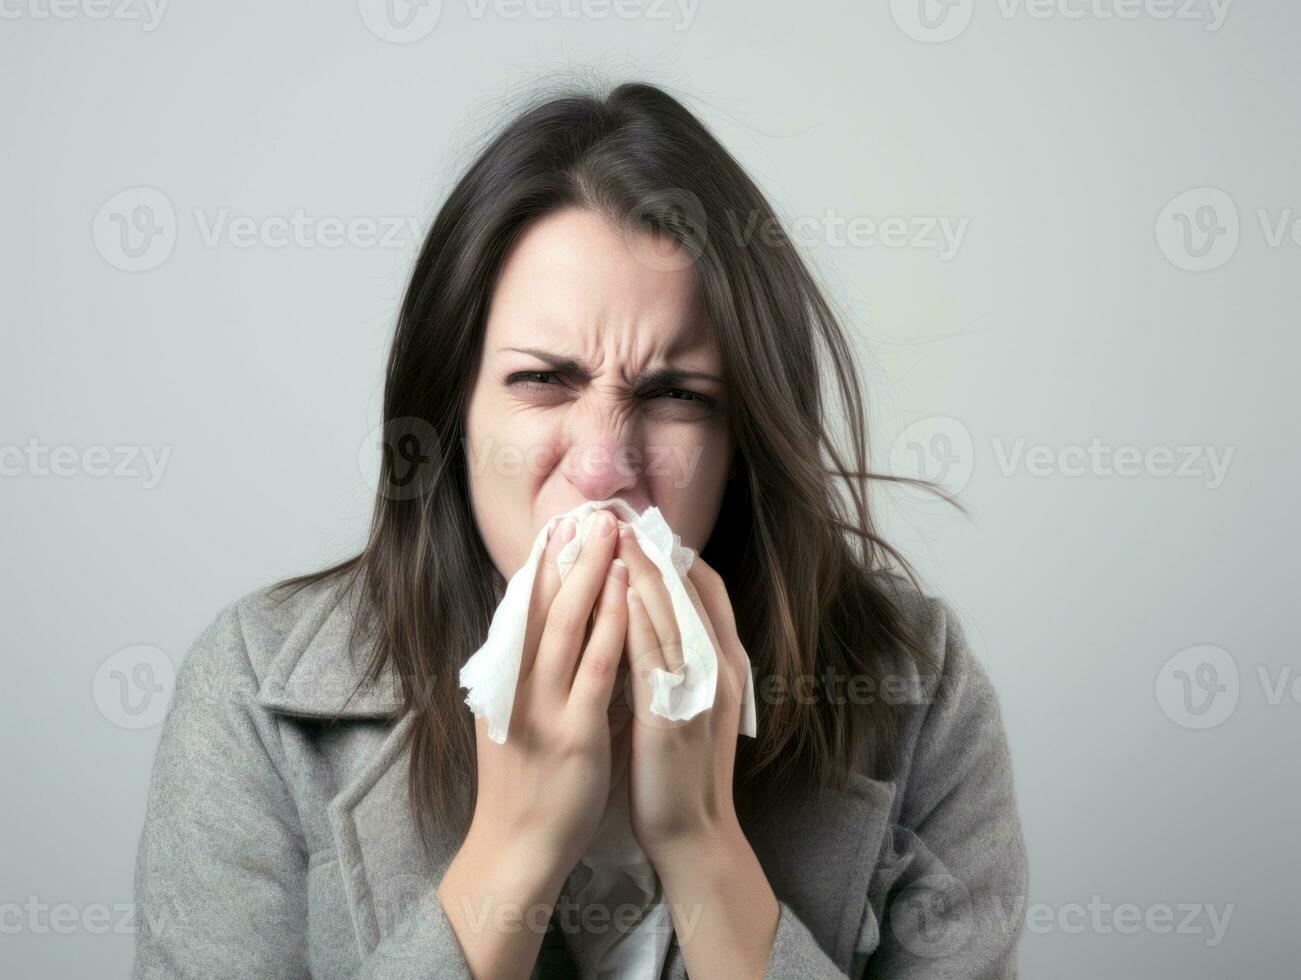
[484,207,718,367]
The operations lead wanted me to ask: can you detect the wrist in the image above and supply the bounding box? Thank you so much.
[650,818,779,978]
[436,821,575,978]
[440,823,570,925]
[460,820,574,893]
[646,812,749,886]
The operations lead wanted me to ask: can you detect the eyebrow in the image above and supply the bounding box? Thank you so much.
[499,347,726,387]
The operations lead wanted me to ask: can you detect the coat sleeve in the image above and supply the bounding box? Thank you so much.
[862,597,1029,979]
[131,603,475,980]
[762,597,1028,979]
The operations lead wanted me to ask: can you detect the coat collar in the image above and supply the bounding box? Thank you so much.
[255,576,403,720]
[256,576,898,976]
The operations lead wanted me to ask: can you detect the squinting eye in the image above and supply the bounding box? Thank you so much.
[505,372,716,411]
[647,387,711,406]
[506,370,563,390]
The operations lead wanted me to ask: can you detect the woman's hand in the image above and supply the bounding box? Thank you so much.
[612,525,749,858]
[438,509,629,979]
[467,509,631,868]
[613,526,778,979]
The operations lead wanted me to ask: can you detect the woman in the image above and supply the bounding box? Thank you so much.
[132,81,1027,979]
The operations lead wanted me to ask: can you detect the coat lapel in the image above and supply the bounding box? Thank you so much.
[254,579,402,721]
[744,772,897,970]
[254,582,452,959]
[327,711,455,954]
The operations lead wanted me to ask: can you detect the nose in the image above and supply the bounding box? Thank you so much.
[559,404,639,502]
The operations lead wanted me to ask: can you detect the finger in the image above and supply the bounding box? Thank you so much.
[615,526,683,672]
[685,558,747,706]
[567,556,630,715]
[520,515,577,681]
[685,555,737,636]
[623,584,667,724]
[680,572,722,657]
[534,509,620,697]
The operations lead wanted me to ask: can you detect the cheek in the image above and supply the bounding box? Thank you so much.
[643,420,732,550]
[463,395,518,574]
[497,417,565,490]
[464,401,565,577]
[644,425,728,487]
[466,394,558,488]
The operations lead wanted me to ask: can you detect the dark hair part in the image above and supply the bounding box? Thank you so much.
[274,78,949,856]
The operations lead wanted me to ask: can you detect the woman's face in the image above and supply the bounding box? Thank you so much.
[464,206,736,579]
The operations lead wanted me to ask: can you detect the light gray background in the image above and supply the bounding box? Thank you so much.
[3,1,1297,977]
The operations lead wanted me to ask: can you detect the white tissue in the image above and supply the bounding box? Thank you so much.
[459,497,758,744]
[457,498,759,978]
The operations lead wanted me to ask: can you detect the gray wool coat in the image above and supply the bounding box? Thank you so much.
[131,571,1028,979]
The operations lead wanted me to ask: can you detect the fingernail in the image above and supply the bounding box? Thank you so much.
[555,517,576,543]
[597,512,615,537]
[618,525,632,540]
[610,558,629,582]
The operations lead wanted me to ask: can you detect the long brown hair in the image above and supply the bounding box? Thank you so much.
[274,79,948,856]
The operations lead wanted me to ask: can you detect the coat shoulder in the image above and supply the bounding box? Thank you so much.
[178,572,353,691]
[867,571,1020,835]
[868,569,997,712]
